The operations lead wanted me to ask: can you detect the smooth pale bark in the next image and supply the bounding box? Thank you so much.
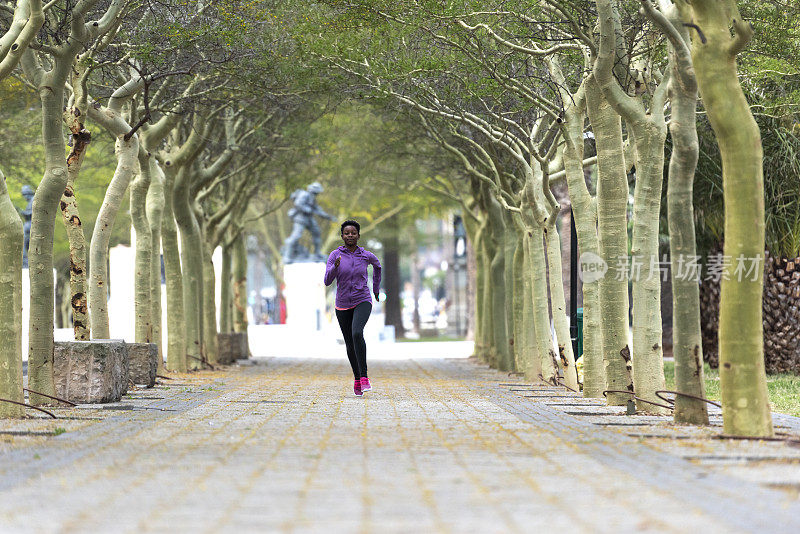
[502,211,517,371]
[476,213,494,363]
[649,2,708,424]
[511,231,528,372]
[681,0,771,436]
[519,235,537,377]
[480,232,495,364]
[585,77,634,405]
[202,241,219,365]
[461,210,481,346]
[60,128,91,340]
[545,220,580,390]
[139,98,186,373]
[594,0,669,413]
[152,108,210,372]
[0,1,44,81]
[173,167,204,369]
[162,166,186,372]
[146,159,166,372]
[546,54,606,397]
[89,136,139,339]
[628,122,669,413]
[468,214,488,360]
[85,74,147,339]
[487,198,511,370]
[232,233,248,334]
[527,225,558,382]
[0,173,24,417]
[220,243,233,333]
[132,151,153,343]
[461,209,484,353]
[556,79,606,397]
[26,85,68,404]
[511,213,536,376]
[20,0,123,406]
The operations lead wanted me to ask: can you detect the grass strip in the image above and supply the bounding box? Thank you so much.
[663,361,800,417]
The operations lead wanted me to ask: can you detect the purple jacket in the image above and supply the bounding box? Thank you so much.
[324,246,382,309]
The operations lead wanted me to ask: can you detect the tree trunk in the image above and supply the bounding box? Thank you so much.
[593,0,669,413]
[60,128,90,340]
[565,112,605,397]
[172,167,203,369]
[527,226,557,382]
[545,221,580,390]
[520,233,537,377]
[629,123,669,414]
[511,230,528,372]
[466,214,487,358]
[686,0,771,436]
[0,173,24,417]
[89,136,139,339]
[146,159,166,372]
[545,55,607,398]
[382,224,405,338]
[480,224,495,364]
[132,151,153,343]
[27,87,68,404]
[487,198,511,371]
[585,76,634,405]
[661,7,708,424]
[161,167,186,372]
[232,232,248,333]
[502,211,517,371]
[511,213,536,377]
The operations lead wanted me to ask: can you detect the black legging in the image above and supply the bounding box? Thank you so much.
[335,301,372,379]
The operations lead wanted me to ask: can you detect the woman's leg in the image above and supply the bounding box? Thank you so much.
[335,308,361,379]
[351,302,372,378]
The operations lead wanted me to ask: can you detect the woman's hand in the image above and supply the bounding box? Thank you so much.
[334,256,340,268]
[374,291,380,302]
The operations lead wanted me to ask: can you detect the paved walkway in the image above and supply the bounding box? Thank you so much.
[2,353,800,533]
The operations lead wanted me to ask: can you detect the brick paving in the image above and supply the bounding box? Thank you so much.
[1,354,800,533]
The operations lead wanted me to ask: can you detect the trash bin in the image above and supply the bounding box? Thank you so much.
[574,307,584,360]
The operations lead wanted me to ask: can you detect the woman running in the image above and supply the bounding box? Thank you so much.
[324,220,382,396]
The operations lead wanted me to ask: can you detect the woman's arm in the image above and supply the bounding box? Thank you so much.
[323,251,339,286]
[368,251,382,298]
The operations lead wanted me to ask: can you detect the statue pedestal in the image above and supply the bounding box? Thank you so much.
[283,262,327,331]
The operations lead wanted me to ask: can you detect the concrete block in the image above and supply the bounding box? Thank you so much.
[127,343,158,387]
[53,340,129,403]
[218,332,249,365]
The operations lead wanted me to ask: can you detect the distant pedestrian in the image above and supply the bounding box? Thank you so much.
[324,220,382,396]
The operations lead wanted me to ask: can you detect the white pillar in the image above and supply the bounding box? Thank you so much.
[283,262,326,331]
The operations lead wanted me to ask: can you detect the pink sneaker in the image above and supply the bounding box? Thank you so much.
[353,379,363,396]
[360,377,371,392]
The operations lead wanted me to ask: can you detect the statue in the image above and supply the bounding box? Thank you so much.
[282,182,335,263]
[18,185,34,269]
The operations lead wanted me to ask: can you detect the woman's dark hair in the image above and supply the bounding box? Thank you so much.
[340,219,360,234]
